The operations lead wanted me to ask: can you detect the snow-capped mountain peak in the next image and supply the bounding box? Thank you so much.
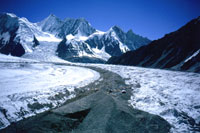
[110,25,123,33]
[0,12,151,63]
[37,14,63,36]
[63,17,96,36]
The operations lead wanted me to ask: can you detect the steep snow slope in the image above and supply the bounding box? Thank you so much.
[88,64,200,133]
[0,13,61,57]
[0,55,100,129]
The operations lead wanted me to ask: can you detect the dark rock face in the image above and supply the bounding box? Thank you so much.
[125,29,151,50]
[108,16,200,73]
[0,13,26,57]
[56,37,68,58]
[32,36,40,48]
[0,40,25,56]
[181,52,200,72]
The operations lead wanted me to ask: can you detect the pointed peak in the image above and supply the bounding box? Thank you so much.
[111,25,122,30]
[76,18,90,24]
[127,29,133,33]
[126,29,136,36]
[40,14,62,24]
[47,14,59,19]
[108,25,124,34]
[64,17,88,23]
[77,17,87,21]
[49,13,56,17]
[45,14,61,21]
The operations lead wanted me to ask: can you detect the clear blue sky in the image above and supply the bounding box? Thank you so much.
[0,0,199,40]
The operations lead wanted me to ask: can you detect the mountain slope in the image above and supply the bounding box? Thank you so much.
[37,14,64,37]
[38,14,150,63]
[56,26,151,63]
[0,13,151,63]
[38,15,96,38]
[85,26,151,56]
[0,13,60,57]
[107,16,200,73]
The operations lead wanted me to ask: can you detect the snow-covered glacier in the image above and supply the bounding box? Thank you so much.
[0,54,100,129]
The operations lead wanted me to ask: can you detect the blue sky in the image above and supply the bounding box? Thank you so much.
[0,0,199,40]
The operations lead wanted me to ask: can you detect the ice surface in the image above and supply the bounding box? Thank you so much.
[22,41,68,63]
[0,64,98,96]
[0,53,38,63]
[0,55,100,129]
[87,64,200,133]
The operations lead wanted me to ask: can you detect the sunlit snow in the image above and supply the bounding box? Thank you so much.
[0,55,100,129]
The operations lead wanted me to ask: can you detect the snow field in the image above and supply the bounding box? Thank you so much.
[0,61,100,129]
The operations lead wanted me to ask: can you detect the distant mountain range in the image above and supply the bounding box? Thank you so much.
[108,16,200,73]
[0,13,151,63]
[1,13,199,73]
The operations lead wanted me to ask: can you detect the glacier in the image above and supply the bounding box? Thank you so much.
[87,64,200,132]
[0,54,100,129]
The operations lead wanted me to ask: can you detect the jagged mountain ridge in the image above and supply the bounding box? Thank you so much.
[37,14,96,38]
[0,13,151,63]
[107,16,200,73]
[38,14,151,62]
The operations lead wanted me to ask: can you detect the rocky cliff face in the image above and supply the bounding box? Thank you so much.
[0,13,41,56]
[107,16,200,73]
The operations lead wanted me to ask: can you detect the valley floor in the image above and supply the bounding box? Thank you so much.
[0,54,200,133]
